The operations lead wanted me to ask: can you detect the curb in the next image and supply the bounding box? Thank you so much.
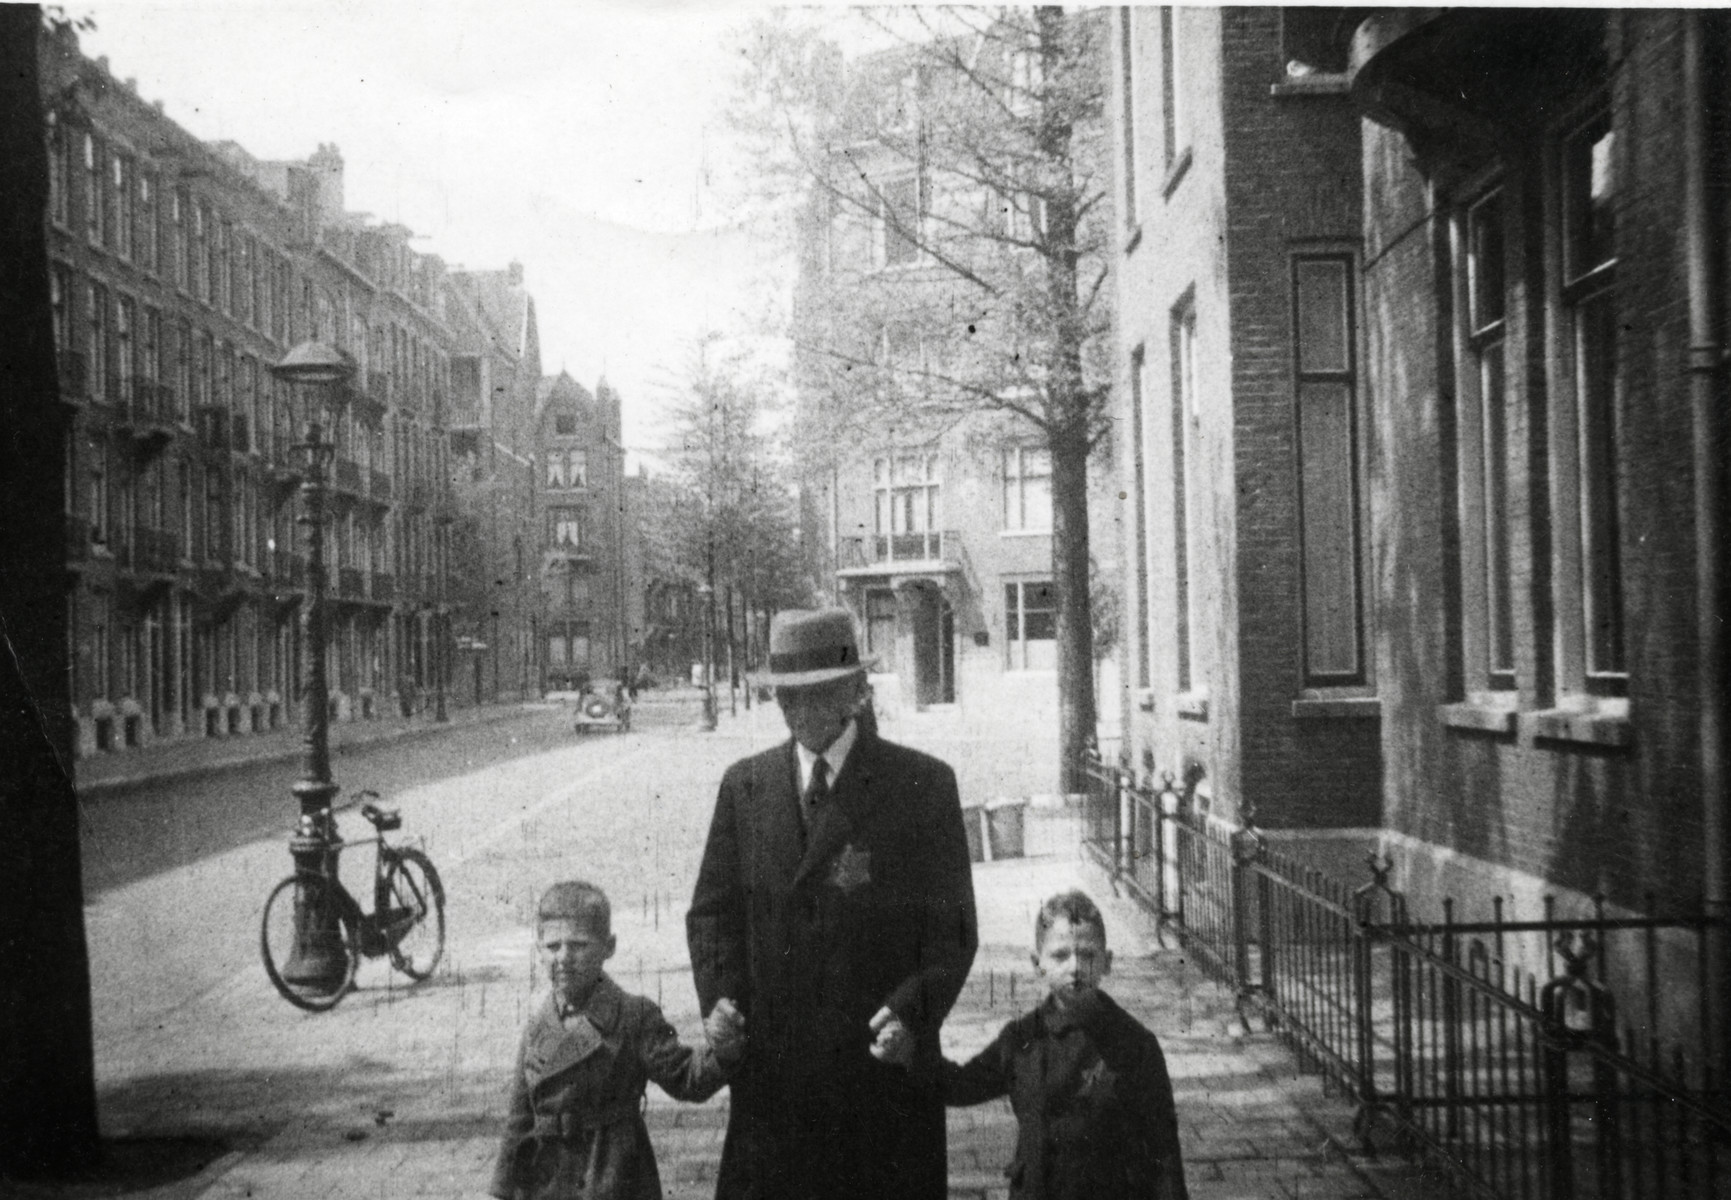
[75,704,535,801]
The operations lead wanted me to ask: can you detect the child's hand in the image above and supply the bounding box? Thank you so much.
[706,997,746,1061]
[868,1006,914,1068]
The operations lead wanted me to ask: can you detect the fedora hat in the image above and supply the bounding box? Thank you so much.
[758,608,871,688]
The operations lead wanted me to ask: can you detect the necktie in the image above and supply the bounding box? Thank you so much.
[804,757,830,822]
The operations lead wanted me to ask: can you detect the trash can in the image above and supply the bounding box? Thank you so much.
[985,797,1027,860]
[960,802,985,863]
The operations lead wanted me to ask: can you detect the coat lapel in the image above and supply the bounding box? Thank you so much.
[753,741,806,885]
[527,975,625,1086]
[793,732,878,886]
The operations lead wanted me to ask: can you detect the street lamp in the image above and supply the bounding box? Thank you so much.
[698,580,718,732]
[270,340,354,996]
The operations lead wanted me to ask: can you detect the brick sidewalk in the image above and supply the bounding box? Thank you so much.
[19,702,1444,1199]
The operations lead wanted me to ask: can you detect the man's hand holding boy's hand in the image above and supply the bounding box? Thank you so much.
[868,1006,914,1068]
[706,997,746,1062]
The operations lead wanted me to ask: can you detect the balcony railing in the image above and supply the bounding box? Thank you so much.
[271,549,306,589]
[372,571,395,602]
[338,566,365,599]
[404,478,430,509]
[369,468,392,502]
[367,370,391,406]
[837,529,958,570]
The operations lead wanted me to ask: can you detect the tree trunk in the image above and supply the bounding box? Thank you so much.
[0,6,102,1174]
[1037,4,1098,794]
[1051,421,1097,794]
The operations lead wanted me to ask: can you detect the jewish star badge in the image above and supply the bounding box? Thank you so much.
[830,843,872,892]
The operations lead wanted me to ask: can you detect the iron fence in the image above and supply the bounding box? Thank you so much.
[1079,751,1730,1199]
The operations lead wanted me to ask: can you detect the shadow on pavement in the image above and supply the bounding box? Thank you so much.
[0,1135,249,1198]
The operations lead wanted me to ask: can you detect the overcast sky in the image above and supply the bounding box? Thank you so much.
[77,0,804,455]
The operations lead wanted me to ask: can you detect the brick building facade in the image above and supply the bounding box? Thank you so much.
[1109,7,1378,864]
[533,372,629,692]
[1108,7,1729,1036]
[1350,9,1727,931]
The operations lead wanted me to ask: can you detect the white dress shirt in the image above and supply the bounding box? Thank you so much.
[795,717,859,807]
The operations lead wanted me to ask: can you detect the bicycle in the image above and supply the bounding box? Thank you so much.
[259,790,446,1012]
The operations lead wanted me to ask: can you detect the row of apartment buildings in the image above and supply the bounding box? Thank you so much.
[40,24,643,758]
[1104,4,1726,1037]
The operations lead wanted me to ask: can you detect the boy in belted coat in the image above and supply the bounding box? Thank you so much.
[687,608,979,1200]
[942,890,1189,1200]
[489,881,743,1200]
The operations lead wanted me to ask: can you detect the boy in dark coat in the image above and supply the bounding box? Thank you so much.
[489,881,743,1200]
[943,890,1189,1200]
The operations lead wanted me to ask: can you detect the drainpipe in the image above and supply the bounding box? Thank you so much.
[1682,9,1730,1085]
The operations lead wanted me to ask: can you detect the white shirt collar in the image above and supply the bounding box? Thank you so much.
[796,717,859,794]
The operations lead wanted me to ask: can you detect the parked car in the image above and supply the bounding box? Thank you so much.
[573,683,631,735]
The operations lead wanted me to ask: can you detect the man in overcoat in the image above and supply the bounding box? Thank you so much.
[687,608,979,1200]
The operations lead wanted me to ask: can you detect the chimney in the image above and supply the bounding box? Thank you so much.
[507,261,524,287]
[307,143,345,225]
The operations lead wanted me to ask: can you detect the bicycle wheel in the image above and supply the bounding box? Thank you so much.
[260,872,359,1012]
[381,848,446,981]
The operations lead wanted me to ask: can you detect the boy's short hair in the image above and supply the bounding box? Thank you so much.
[1034,889,1108,949]
[537,880,611,937]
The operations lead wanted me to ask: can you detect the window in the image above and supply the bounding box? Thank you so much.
[1129,346,1151,689]
[550,507,582,548]
[1171,301,1197,693]
[89,596,110,699]
[113,154,133,260]
[50,265,68,353]
[142,307,161,389]
[116,295,134,400]
[188,200,206,302]
[1160,7,1186,169]
[212,218,230,313]
[547,448,587,488]
[48,112,70,228]
[1556,108,1624,696]
[865,588,897,659]
[170,188,187,290]
[88,282,109,400]
[87,436,108,545]
[1281,9,1352,78]
[1002,444,1052,532]
[1119,7,1139,229]
[562,570,591,609]
[877,175,923,267]
[138,171,156,273]
[1293,254,1364,685]
[235,234,253,326]
[83,133,101,246]
[175,319,193,418]
[873,453,941,560]
[1005,580,1057,670]
[1452,187,1515,695]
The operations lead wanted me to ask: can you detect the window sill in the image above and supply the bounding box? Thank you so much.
[1269,74,1351,98]
[1441,701,1518,735]
[1292,695,1380,720]
[1175,690,1209,722]
[1524,700,1632,749]
[1123,223,1143,256]
[1161,148,1193,201]
[998,528,1051,539]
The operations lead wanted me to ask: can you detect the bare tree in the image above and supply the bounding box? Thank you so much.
[733,6,1112,789]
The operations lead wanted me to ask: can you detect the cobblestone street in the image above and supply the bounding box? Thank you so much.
[28,695,1445,1199]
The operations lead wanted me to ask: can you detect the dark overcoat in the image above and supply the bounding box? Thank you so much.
[488,974,729,1200]
[943,991,1189,1200]
[686,729,979,1200]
